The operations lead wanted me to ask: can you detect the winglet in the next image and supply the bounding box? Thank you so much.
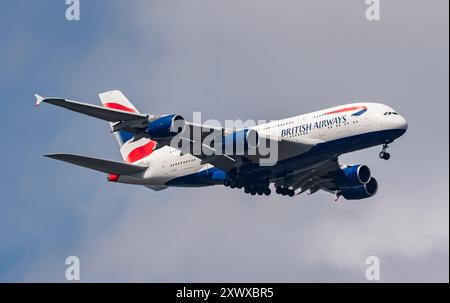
[35,94,45,107]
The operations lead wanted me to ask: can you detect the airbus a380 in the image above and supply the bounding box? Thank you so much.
[36,91,407,201]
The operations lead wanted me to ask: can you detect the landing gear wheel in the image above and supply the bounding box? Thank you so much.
[224,179,230,187]
[231,180,238,188]
[281,188,289,196]
[288,190,295,197]
[379,151,391,160]
[264,188,271,196]
[244,187,250,194]
[379,143,391,160]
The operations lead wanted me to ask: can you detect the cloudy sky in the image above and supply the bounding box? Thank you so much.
[0,0,448,282]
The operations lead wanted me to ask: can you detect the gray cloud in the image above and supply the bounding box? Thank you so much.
[2,0,448,282]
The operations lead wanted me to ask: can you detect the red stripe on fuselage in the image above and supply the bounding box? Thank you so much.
[104,102,136,113]
[126,140,157,163]
[325,106,366,115]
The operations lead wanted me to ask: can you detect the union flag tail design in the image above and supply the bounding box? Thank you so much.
[99,91,156,163]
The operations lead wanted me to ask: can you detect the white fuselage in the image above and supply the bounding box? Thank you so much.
[118,102,407,187]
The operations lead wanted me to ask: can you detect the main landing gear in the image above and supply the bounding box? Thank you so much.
[379,143,391,160]
[225,178,297,197]
[224,178,271,196]
[275,187,295,197]
[243,186,271,196]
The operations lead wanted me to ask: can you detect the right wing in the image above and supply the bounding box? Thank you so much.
[45,153,147,175]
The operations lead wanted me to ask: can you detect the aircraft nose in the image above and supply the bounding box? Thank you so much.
[398,115,408,131]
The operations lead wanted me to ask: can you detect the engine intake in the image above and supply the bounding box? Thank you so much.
[146,114,185,139]
[339,177,378,200]
[335,164,371,187]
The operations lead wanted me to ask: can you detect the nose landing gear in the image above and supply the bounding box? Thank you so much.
[379,143,391,160]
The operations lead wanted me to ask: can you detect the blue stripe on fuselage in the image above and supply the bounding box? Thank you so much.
[352,108,367,116]
[165,167,227,187]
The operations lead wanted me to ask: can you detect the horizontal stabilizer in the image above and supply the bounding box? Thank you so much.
[45,153,147,175]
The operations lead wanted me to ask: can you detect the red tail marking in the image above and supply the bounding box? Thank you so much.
[126,141,157,163]
[104,102,136,113]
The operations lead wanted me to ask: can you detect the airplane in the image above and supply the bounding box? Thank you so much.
[35,90,407,201]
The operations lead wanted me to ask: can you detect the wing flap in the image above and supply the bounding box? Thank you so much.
[274,159,340,196]
[45,153,147,175]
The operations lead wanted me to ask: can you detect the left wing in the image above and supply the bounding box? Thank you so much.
[35,95,149,123]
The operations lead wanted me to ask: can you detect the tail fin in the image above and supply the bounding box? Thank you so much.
[99,90,156,163]
[99,90,139,113]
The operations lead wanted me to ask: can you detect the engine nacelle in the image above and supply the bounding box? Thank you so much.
[222,129,259,153]
[335,164,372,187]
[146,114,185,139]
[339,177,378,200]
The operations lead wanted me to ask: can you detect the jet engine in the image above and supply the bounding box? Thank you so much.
[222,129,259,153]
[334,164,372,187]
[146,114,185,139]
[339,177,378,200]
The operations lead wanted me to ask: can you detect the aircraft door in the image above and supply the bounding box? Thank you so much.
[319,126,326,138]
[363,116,371,128]
[162,160,169,175]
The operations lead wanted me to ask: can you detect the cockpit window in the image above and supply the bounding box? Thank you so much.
[384,112,398,115]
